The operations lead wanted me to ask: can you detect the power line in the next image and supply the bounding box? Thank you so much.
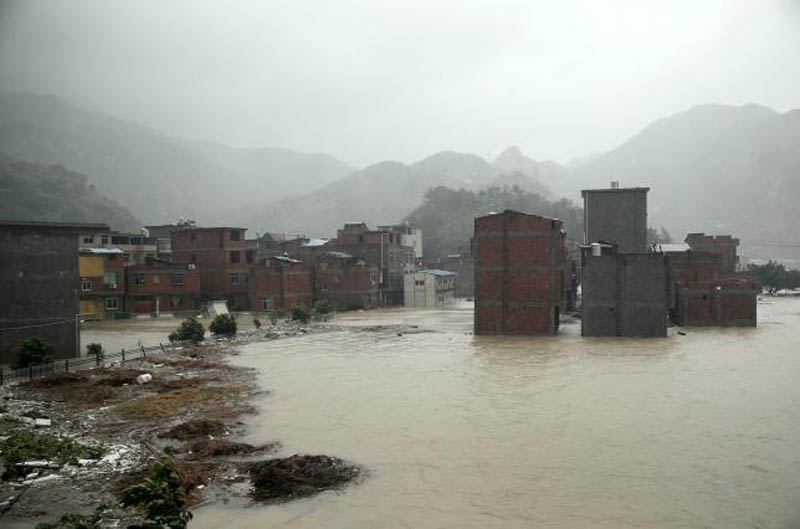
[0,319,74,332]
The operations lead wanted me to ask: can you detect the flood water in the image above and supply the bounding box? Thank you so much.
[193,299,800,529]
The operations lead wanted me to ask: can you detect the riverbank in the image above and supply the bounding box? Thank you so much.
[0,318,362,527]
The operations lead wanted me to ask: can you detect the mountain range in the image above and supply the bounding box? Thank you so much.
[1,93,798,263]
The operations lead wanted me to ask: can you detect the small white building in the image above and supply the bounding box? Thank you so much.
[404,269,456,308]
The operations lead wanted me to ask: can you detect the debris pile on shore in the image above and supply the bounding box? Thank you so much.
[249,454,363,502]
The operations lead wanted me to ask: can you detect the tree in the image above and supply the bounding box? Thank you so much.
[120,451,192,529]
[168,318,205,343]
[291,304,311,324]
[647,226,674,245]
[13,337,55,369]
[746,260,800,292]
[209,314,237,335]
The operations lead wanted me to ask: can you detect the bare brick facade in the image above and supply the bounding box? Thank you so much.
[474,210,566,335]
[250,256,312,313]
[315,252,379,310]
[125,260,201,314]
[171,227,251,310]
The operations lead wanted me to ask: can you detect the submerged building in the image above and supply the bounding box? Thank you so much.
[404,269,456,308]
[474,210,566,335]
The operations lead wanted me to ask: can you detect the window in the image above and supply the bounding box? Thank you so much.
[103,272,118,288]
[135,274,145,285]
[230,250,240,263]
[230,272,239,285]
[81,278,92,291]
[246,250,254,264]
[262,297,274,311]
[82,236,94,244]
[358,235,364,243]
[190,232,197,241]
[415,279,425,286]
[152,274,160,284]
[105,297,118,310]
[171,272,185,285]
[322,282,328,292]
[230,230,241,241]
[101,235,109,244]
[191,254,197,263]
[171,296,183,308]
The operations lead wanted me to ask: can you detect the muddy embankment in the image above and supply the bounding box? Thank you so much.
[0,322,363,527]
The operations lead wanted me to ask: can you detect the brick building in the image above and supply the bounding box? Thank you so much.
[79,248,126,318]
[333,223,415,305]
[250,255,312,313]
[674,278,759,327]
[171,227,252,310]
[315,251,379,310]
[474,210,566,335]
[126,259,201,315]
[1,221,107,364]
[685,233,740,273]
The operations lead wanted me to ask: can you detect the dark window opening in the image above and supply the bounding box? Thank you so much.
[230,250,240,263]
[230,230,241,241]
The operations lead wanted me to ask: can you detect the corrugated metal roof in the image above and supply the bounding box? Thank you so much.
[655,243,691,253]
[302,238,330,247]
[79,248,124,254]
[418,269,456,277]
[322,251,353,259]
[271,255,302,264]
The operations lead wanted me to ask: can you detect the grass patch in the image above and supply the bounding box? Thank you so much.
[116,384,248,420]
[0,431,106,480]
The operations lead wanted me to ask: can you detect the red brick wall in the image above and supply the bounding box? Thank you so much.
[474,211,565,335]
[316,258,379,309]
[676,279,759,326]
[125,264,201,313]
[171,227,249,307]
[250,261,312,313]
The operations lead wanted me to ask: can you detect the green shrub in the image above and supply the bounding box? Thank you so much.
[209,314,237,335]
[253,317,262,329]
[1,431,106,480]
[168,318,205,343]
[313,300,332,315]
[13,337,55,369]
[85,342,103,360]
[120,450,192,529]
[291,304,311,324]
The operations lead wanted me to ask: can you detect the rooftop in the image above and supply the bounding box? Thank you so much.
[419,269,456,277]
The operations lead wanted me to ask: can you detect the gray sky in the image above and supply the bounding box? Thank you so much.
[1,0,799,167]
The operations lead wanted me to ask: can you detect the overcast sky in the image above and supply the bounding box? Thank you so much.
[1,0,799,167]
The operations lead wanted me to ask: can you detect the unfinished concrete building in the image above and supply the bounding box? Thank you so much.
[582,184,649,252]
[582,247,669,337]
[1,221,108,364]
[685,233,740,273]
[474,210,566,335]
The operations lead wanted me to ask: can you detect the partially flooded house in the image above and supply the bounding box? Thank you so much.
[474,210,566,335]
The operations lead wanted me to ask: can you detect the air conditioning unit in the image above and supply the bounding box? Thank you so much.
[188,264,196,269]
[109,283,117,289]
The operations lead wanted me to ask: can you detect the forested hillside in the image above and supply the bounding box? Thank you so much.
[0,159,141,230]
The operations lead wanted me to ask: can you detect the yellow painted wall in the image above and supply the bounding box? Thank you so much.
[79,255,105,277]
[80,299,104,319]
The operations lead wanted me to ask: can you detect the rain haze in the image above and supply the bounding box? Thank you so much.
[1,2,800,529]
[1,0,799,165]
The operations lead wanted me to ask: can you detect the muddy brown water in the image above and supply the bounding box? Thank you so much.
[110,300,800,527]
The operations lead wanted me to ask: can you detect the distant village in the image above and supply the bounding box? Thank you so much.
[0,181,759,367]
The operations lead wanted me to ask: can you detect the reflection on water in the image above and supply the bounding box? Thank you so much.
[193,299,800,529]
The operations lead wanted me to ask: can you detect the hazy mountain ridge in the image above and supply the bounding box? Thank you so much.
[558,103,800,259]
[0,157,142,230]
[0,93,356,224]
[242,148,559,236]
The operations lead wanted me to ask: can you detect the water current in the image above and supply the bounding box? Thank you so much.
[192,299,800,529]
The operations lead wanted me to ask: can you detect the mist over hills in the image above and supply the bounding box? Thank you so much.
[0,158,141,231]
[1,93,798,263]
[559,103,800,261]
[0,93,355,224]
[240,148,559,236]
